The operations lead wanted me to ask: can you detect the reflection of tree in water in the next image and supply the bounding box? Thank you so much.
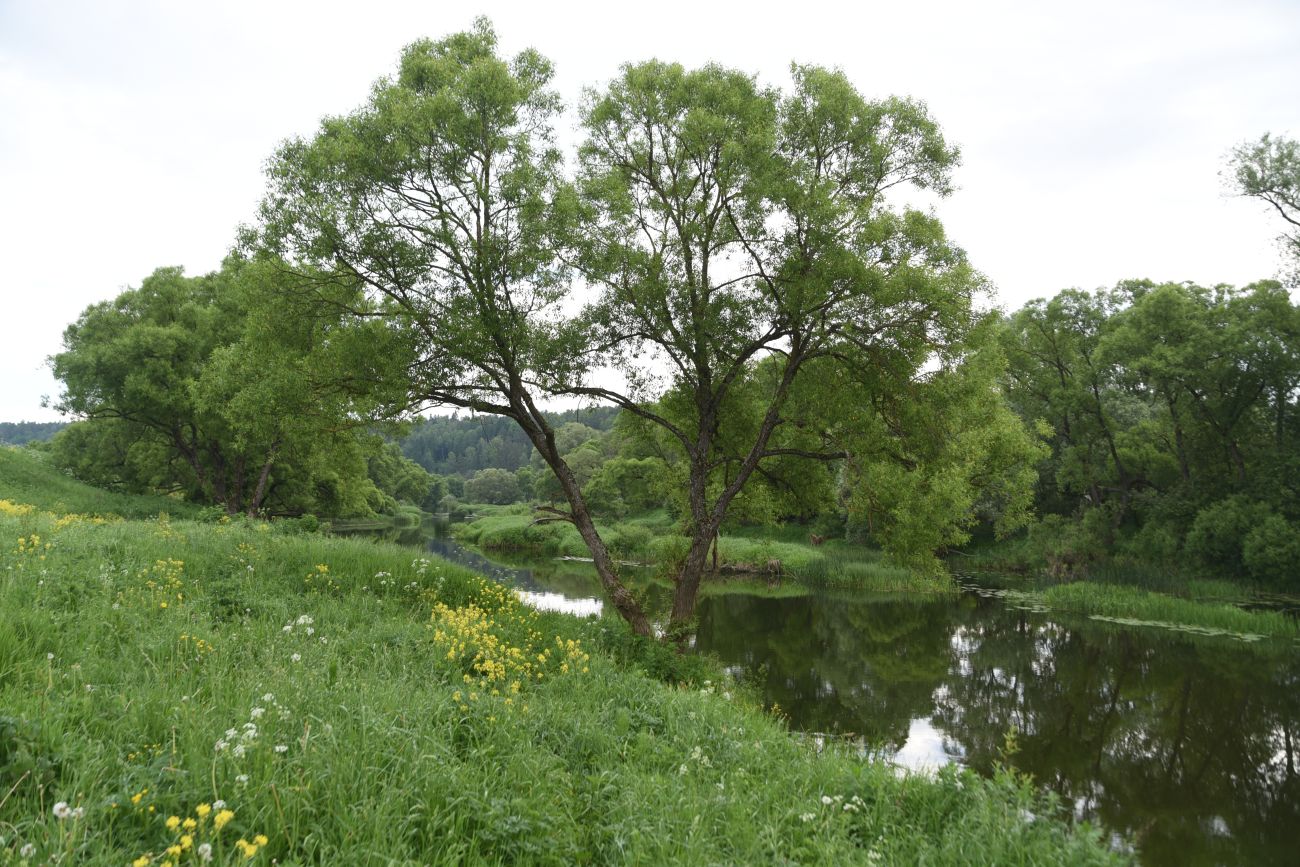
[694,593,951,746]
[933,602,1300,866]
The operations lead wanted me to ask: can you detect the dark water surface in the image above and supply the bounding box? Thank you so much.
[349,522,1300,865]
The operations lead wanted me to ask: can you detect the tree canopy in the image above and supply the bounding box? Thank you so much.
[49,258,434,517]
[253,18,1038,635]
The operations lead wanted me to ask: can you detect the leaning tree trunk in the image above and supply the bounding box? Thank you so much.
[518,408,652,637]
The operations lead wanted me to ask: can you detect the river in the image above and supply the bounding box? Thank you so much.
[347,520,1300,866]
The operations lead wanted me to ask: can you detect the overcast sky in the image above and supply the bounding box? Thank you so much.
[2,0,1297,422]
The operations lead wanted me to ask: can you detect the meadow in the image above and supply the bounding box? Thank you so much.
[0,448,1121,864]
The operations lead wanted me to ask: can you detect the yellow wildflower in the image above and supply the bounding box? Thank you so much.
[195,803,211,819]
[165,815,181,831]
[214,808,235,830]
[133,857,150,867]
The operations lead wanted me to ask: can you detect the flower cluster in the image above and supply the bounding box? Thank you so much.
[214,694,292,760]
[142,559,186,610]
[0,499,35,517]
[133,801,268,866]
[51,511,111,530]
[52,801,85,821]
[431,580,590,714]
[303,563,339,595]
[178,633,216,660]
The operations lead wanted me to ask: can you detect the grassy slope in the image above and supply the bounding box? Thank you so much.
[0,449,1119,865]
[0,446,204,520]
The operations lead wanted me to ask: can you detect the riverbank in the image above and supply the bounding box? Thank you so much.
[453,509,954,594]
[958,534,1300,641]
[0,450,1119,864]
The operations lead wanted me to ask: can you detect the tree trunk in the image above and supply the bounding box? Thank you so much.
[248,441,281,516]
[516,404,652,637]
[670,529,717,633]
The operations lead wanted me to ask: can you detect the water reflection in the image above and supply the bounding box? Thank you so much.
[694,590,1300,867]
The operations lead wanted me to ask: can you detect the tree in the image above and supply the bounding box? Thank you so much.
[463,467,523,504]
[50,259,383,516]
[256,20,1028,637]
[1228,133,1300,282]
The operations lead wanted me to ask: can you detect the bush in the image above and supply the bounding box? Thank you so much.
[1184,496,1274,574]
[1243,515,1300,591]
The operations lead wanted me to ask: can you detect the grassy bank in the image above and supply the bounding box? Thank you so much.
[1040,582,1299,641]
[454,511,953,594]
[0,450,1119,864]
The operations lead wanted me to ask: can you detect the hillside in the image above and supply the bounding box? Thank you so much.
[0,448,1119,864]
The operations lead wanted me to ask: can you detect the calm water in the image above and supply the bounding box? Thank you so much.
[349,522,1300,866]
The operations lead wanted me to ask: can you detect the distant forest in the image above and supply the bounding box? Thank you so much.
[399,408,619,477]
[0,421,66,445]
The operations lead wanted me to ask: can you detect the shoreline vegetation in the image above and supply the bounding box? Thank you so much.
[0,445,1124,864]
[450,509,956,595]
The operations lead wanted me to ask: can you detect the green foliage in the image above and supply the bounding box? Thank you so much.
[49,259,390,518]
[462,468,524,505]
[999,278,1300,584]
[399,409,618,477]
[254,22,1027,632]
[366,441,440,508]
[0,447,200,519]
[1242,514,1300,590]
[1184,496,1275,574]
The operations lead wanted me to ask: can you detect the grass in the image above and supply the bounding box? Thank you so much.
[0,446,204,520]
[1040,582,1299,641]
[0,451,1121,864]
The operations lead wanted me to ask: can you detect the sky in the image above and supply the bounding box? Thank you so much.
[1,0,1297,422]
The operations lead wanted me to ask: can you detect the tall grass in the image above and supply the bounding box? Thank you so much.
[0,457,1121,864]
[1041,582,1298,639]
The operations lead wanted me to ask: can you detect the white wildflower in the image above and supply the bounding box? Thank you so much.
[213,800,226,810]
[20,843,35,858]
[250,707,265,719]
[52,801,71,819]
[274,744,288,754]
[198,842,213,862]
[820,795,833,806]
[291,653,301,663]
[799,812,816,823]
[236,774,249,785]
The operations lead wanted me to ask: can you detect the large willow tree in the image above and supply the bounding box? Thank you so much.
[256,19,1036,636]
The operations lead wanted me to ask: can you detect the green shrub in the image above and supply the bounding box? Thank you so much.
[1184,496,1274,574]
[1243,515,1300,591]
